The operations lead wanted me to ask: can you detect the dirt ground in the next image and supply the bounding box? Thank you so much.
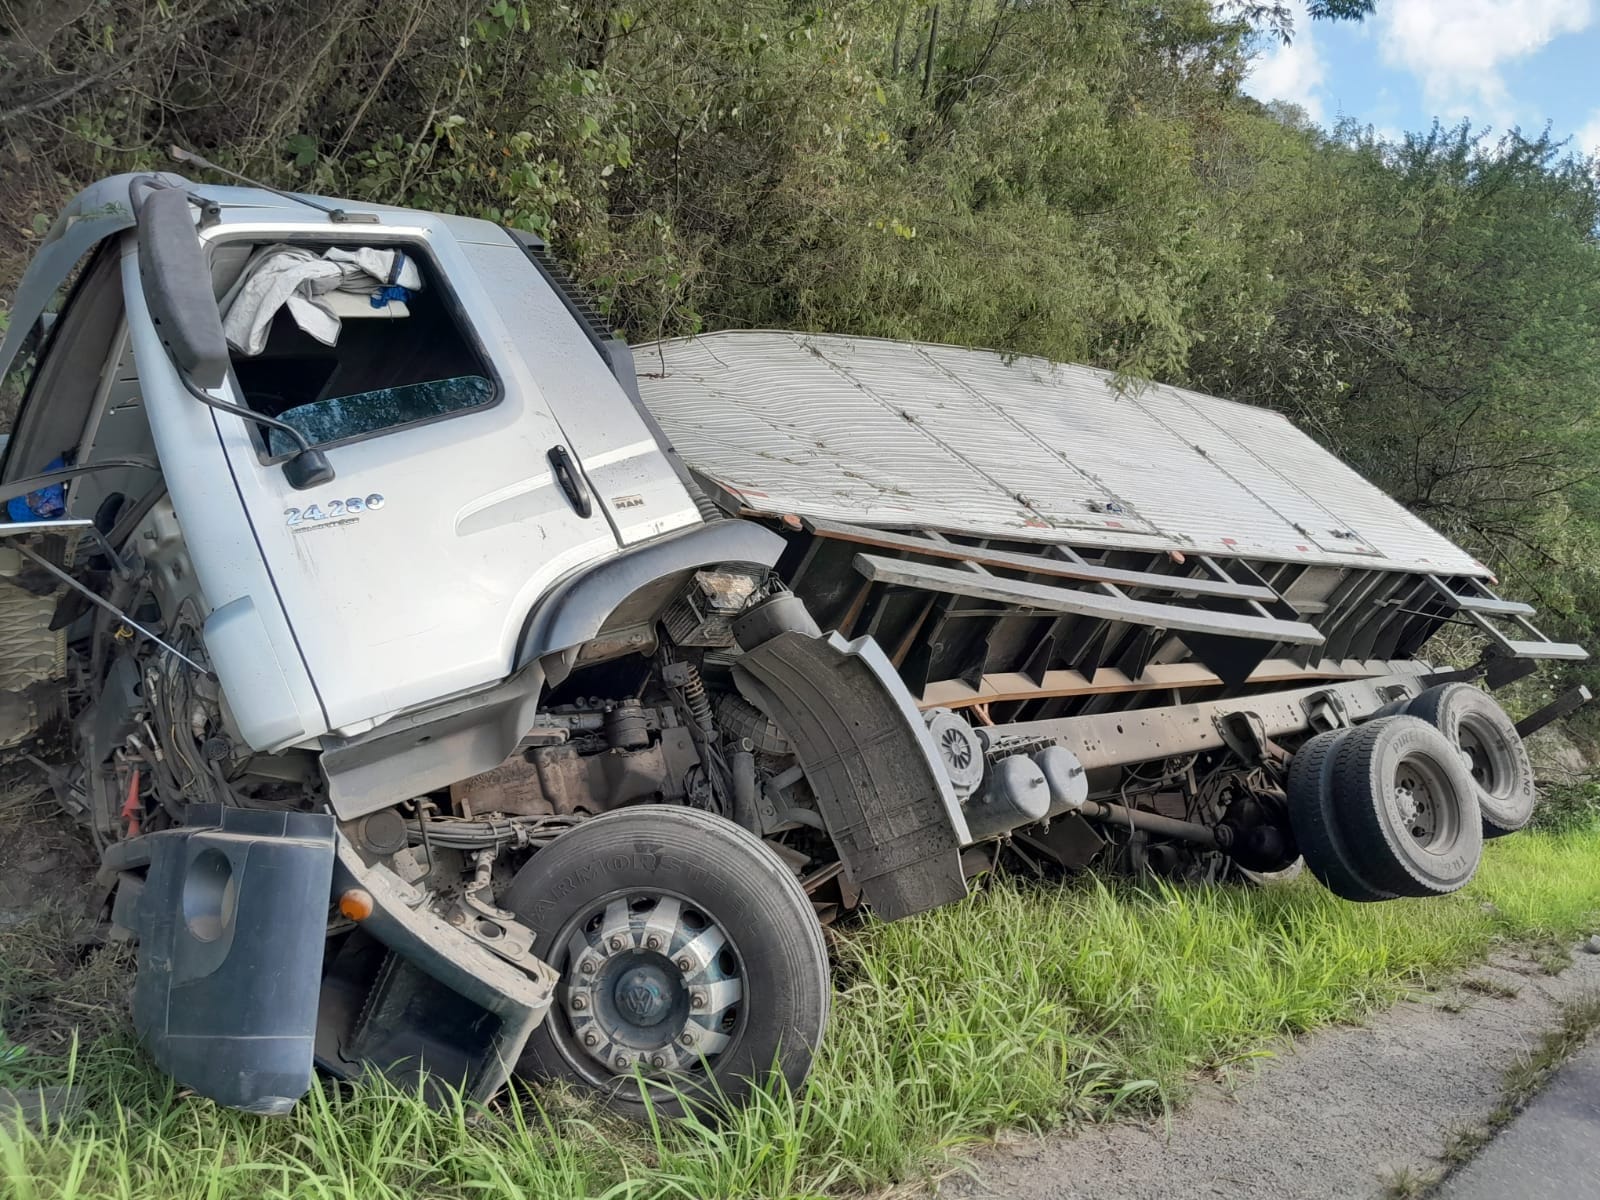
[937,948,1600,1200]
[0,770,97,924]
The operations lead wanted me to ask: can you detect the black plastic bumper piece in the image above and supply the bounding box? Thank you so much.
[131,808,335,1115]
[314,838,558,1104]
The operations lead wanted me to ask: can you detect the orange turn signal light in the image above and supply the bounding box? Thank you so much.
[338,888,375,921]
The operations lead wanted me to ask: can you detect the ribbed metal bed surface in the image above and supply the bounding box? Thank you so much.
[636,331,1487,577]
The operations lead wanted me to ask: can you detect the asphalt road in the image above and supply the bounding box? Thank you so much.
[1439,1039,1600,1200]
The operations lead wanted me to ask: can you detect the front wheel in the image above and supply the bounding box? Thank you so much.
[501,806,830,1119]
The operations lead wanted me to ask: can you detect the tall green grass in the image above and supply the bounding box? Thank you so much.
[1,823,1597,1200]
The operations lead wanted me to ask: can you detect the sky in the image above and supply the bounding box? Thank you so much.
[1241,0,1600,157]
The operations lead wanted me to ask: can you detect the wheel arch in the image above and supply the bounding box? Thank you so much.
[516,518,786,684]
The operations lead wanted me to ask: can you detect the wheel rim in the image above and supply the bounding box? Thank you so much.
[1456,714,1512,801]
[549,890,746,1090]
[1392,752,1460,850]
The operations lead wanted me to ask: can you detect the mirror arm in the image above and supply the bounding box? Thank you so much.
[177,374,335,490]
[0,459,158,509]
[179,372,312,455]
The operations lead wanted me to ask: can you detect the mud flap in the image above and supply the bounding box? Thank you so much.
[733,631,968,921]
[131,809,335,1115]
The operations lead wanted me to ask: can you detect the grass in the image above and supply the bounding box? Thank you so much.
[0,821,1597,1200]
[1378,1164,1435,1200]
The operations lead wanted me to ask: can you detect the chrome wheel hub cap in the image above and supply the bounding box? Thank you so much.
[561,894,744,1076]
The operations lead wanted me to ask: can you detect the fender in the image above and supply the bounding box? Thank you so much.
[734,630,971,920]
[517,517,785,678]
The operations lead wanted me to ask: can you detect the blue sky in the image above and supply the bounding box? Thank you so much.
[1239,0,1600,157]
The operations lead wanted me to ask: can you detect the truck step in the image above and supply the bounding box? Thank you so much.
[1424,575,1588,665]
[1489,639,1590,661]
[1422,576,1535,616]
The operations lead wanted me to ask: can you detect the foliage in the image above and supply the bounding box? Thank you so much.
[1531,773,1600,834]
[2,1,1599,688]
[0,820,1597,1198]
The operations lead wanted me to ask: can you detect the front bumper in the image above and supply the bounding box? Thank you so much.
[117,810,556,1113]
[314,837,558,1104]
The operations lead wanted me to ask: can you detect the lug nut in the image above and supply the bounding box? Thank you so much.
[583,1032,599,1047]
[571,996,587,1011]
[679,1033,694,1046]
[614,1055,629,1069]
[650,1054,667,1068]
[609,936,624,951]
[677,957,692,972]
[691,994,706,1009]
[580,959,597,975]
[645,935,661,950]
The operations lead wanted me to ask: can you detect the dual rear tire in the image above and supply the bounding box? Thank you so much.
[1405,683,1535,838]
[1286,685,1532,901]
[1288,716,1482,901]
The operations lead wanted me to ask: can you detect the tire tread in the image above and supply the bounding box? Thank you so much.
[1329,716,1482,897]
[1286,728,1393,902]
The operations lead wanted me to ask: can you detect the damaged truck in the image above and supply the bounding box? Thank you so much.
[0,169,1588,1117]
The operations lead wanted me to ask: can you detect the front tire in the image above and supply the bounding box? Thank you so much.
[501,806,830,1119]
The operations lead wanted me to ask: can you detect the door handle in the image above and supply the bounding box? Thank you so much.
[547,444,593,518]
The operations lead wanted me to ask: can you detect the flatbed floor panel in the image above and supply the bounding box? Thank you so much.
[636,331,1487,578]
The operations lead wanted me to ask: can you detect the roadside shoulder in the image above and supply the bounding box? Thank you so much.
[938,948,1600,1200]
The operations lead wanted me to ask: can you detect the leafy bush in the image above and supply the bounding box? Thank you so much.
[1532,775,1600,835]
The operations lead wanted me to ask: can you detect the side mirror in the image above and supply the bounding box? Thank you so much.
[135,185,230,388]
[136,182,337,490]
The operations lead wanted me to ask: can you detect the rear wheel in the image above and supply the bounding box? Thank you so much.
[501,806,830,1119]
[1285,728,1395,902]
[1406,684,1534,837]
[1327,716,1483,897]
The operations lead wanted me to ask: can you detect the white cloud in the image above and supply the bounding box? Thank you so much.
[1377,0,1594,125]
[1578,109,1600,157]
[1243,1,1329,123]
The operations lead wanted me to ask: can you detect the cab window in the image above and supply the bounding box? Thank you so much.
[220,242,496,456]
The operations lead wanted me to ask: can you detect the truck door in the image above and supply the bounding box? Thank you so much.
[191,215,631,734]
